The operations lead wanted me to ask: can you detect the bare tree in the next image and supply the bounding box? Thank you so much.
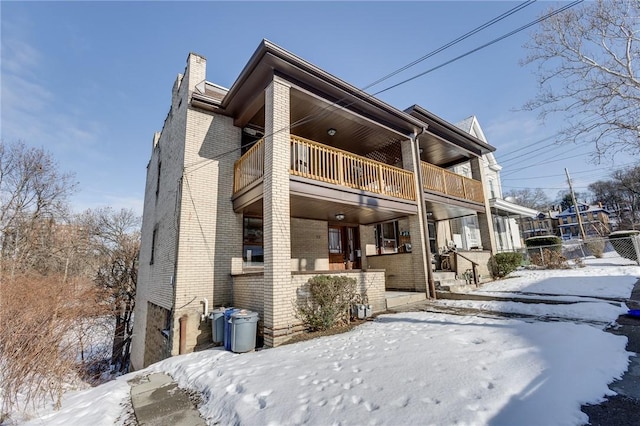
[78,208,140,374]
[522,0,640,160]
[0,141,77,230]
[0,140,77,277]
[504,188,551,211]
[0,141,107,420]
[0,274,109,417]
[590,165,640,229]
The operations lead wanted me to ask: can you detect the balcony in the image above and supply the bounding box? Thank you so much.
[420,162,484,204]
[234,136,416,201]
[233,135,484,208]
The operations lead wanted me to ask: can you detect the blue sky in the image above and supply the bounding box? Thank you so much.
[1,1,626,215]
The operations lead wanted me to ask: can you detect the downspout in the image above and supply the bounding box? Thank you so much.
[413,127,437,299]
[170,175,184,355]
[178,315,188,355]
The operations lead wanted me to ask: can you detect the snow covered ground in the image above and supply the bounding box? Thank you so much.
[21,258,640,426]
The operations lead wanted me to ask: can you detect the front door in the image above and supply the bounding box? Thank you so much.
[328,225,360,270]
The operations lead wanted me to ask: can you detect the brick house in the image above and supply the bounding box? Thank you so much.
[130,40,497,369]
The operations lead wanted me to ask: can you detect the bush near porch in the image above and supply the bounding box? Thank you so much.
[294,275,360,331]
[489,252,523,278]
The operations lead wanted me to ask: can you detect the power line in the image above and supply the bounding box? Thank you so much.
[503,185,594,190]
[185,1,581,171]
[371,0,583,97]
[497,115,604,165]
[495,104,639,166]
[358,1,538,92]
[501,161,639,181]
[281,1,543,137]
[501,151,590,176]
[497,107,640,174]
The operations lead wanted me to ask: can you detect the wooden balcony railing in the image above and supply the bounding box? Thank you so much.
[420,162,485,203]
[290,136,416,201]
[233,139,264,193]
[233,136,483,205]
[233,136,416,200]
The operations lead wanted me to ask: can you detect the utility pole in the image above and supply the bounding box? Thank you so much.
[565,168,586,240]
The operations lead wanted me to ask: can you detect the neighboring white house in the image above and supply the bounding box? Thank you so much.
[448,116,539,252]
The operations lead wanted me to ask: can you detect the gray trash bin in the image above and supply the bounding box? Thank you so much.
[230,310,259,353]
[209,307,226,345]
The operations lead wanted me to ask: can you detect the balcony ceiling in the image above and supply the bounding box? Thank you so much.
[214,41,494,168]
[244,89,408,157]
[242,88,479,168]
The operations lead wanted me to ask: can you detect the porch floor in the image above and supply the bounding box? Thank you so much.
[385,291,426,309]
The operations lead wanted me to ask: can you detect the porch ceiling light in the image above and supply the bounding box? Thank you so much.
[335,213,345,221]
[327,128,337,136]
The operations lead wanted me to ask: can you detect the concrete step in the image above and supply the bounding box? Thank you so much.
[385,292,427,309]
[432,271,457,281]
[435,272,474,293]
[438,283,476,293]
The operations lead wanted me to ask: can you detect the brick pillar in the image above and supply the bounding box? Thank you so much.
[401,139,429,293]
[263,77,292,347]
[470,157,497,254]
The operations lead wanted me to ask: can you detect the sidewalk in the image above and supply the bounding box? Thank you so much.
[128,373,205,425]
[582,279,640,425]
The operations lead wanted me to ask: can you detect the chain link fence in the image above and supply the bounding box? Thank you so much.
[504,235,640,268]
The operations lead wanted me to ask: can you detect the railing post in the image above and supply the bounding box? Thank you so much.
[337,152,344,186]
[441,169,447,194]
[378,164,384,194]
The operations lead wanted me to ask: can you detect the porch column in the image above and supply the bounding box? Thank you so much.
[263,77,292,347]
[470,157,497,254]
[401,139,431,296]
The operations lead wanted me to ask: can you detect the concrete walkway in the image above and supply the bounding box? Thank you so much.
[128,373,205,425]
[582,280,640,425]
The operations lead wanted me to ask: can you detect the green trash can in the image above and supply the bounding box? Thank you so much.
[230,310,259,353]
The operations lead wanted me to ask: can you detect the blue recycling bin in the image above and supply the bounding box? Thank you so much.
[209,307,226,345]
[224,308,239,350]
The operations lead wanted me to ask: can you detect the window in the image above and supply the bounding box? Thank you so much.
[155,161,162,198]
[150,226,158,264]
[243,216,263,266]
[375,221,399,254]
[328,228,342,254]
[489,179,496,199]
[427,220,436,254]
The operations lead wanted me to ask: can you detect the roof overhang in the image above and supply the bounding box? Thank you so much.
[490,198,539,218]
[195,39,496,167]
[406,104,495,158]
[220,40,429,133]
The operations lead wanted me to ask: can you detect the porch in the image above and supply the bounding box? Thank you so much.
[231,269,386,344]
